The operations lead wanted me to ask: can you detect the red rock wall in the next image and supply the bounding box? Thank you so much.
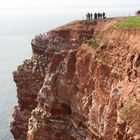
[10,19,140,140]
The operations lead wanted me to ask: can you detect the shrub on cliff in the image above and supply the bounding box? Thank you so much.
[84,38,98,48]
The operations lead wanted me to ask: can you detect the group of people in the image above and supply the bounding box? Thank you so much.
[86,12,106,20]
[86,13,93,20]
[136,10,140,16]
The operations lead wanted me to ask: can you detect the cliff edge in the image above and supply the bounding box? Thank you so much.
[10,18,140,140]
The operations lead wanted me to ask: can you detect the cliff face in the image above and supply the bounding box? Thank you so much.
[10,19,140,140]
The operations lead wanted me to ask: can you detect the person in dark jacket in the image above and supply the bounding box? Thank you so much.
[90,13,93,20]
[87,12,90,20]
[98,13,100,19]
[103,12,106,19]
[100,13,103,19]
[94,13,97,20]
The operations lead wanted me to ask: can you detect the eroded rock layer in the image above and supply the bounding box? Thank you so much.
[10,19,140,140]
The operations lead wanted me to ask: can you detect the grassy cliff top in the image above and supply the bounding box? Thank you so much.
[117,16,140,27]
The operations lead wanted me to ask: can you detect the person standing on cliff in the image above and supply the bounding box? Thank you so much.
[86,12,90,20]
[94,13,97,20]
[90,13,93,20]
[103,12,106,19]
[88,13,91,20]
[98,13,101,19]
[100,13,103,19]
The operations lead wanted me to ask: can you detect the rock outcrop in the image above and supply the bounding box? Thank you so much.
[10,19,140,140]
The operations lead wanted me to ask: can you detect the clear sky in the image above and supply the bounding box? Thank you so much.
[0,0,140,10]
[0,0,140,17]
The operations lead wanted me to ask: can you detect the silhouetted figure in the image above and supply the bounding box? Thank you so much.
[136,10,140,16]
[100,13,103,19]
[138,10,140,15]
[94,13,97,20]
[90,13,93,20]
[88,12,90,20]
[98,13,101,19]
[103,12,106,19]
[86,12,90,20]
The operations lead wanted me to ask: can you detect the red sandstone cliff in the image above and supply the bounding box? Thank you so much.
[10,19,140,140]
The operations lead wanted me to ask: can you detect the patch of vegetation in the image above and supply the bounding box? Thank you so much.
[119,96,140,123]
[84,38,98,48]
[117,16,140,28]
[119,97,134,118]
[120,105,128,117]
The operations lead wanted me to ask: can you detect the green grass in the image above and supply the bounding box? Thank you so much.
[84,38,98,48]
[117,16,140,28]
[120,106,128,117]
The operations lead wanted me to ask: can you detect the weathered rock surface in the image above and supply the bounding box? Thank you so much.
[10,19,140,140]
